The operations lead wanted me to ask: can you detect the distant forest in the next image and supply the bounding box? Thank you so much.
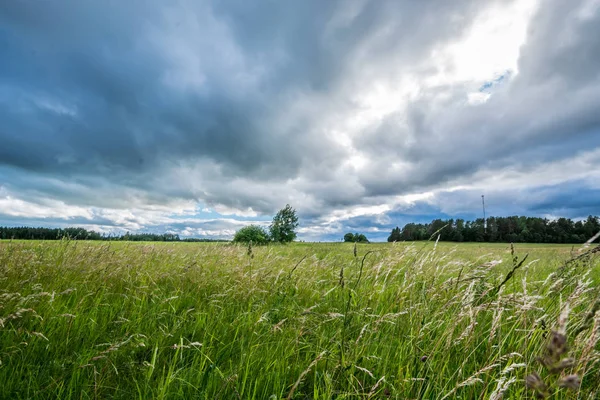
[388,215,600,243]
[0,227,225,242]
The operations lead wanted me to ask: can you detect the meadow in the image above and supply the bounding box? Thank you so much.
[0,239,598,399]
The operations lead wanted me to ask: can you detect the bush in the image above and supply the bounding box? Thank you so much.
[232,225,270,245]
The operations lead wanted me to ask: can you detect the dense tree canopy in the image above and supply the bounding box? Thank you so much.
[387,227,402,242]
[387,215,600,243]
[344,233,369,243]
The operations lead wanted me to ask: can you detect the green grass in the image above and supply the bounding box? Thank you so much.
[0,240,598,399]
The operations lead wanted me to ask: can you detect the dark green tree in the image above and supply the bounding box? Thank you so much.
[269,204,299,243]
[387,226,401,242]
[344,232,369,243]
[452,219,465,242]
[354,233,369,243]
[233,225,270,245]
[583,215,600,239]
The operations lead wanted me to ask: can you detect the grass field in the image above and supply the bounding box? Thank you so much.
[0,239,598,399]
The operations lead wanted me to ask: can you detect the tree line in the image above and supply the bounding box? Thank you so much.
[0,227,225,242]
[387,215,600,243]
[4,213,599,244]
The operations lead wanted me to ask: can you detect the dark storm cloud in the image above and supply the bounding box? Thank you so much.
[526,182,600,218]
[0,0,325,183]
[210,0,487,90]
[0,0,499,203]
[1,0,599,238]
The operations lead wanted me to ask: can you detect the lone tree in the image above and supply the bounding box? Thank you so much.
[270,204,299,243]
[233,225,270,245]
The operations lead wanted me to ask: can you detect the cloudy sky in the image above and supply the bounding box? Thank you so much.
[1,0,599,241]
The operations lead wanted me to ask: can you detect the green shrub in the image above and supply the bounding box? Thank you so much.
[233,224,270,244]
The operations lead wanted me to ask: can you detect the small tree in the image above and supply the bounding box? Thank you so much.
[233,225,270,245]
[343,233,355,242]
[270,204,299,243]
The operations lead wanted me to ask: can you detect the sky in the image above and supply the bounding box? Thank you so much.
[1,0,600,242]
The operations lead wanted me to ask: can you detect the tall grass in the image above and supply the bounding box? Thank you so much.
[0,239,598,399]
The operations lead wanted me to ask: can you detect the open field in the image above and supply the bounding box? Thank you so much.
[0,240,599,399]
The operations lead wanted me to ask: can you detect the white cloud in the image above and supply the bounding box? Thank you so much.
[0,188,93,220]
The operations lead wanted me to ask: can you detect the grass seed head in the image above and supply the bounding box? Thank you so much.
[557,374,580,390]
